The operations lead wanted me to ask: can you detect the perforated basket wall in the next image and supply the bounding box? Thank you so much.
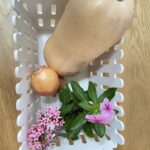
[12,0,125,150]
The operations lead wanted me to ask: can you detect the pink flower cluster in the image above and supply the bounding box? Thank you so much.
[27,105,64,150]
[86,98,115,125]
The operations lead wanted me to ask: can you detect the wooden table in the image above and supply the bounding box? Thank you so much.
[0,0,150,149]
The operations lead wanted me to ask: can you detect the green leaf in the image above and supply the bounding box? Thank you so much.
[94,124,106,138]
[88,81,98,103]
[114,109,119,115]
[72,118,87,131]
[98,88,117,102]
[67,127,82,140]
[71,81,88,102]
[83,123,94,138]
[79,101,95,111]
[60,103,74,116]
[70,112,85,129]
[59,84,72,104]
[71,92,81,105]
[64,114,77,130]
[67,113,87,140]
[70,113,87,130]
[85,91,90,100]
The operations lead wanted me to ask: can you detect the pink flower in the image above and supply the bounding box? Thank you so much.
[36,111,43,120]
[85,98,115,125]
[27,105,64,150]
[59,120,65,127]
[52,120,58,126]
[96,112,114,124]
[85,115,97,123]
[100,98,114,114]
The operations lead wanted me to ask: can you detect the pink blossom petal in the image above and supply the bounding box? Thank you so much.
[100,98,114,113]
[100,98,109,111]
[95,114,109,125]
[85,115,97,123]
[96,111,115,125]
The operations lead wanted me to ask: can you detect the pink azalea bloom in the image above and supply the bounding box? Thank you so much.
[100,98,114,114]
[85,115,97,123]
[86,113,113,125]
[86,98,115,125]
[96,112,114,125]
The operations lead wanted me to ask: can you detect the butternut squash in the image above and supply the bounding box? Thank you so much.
[44,0,134,76]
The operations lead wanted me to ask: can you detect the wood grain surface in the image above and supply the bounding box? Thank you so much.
[0,0,150,150]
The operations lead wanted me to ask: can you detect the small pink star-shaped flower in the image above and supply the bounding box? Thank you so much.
[27,105,64,150]
[52,120,58,126]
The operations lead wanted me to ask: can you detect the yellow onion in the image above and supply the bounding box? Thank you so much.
[31,66,59,96]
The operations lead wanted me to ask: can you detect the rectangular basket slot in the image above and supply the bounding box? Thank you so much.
[90,58,100,66]
[105,134,111,140]
[37,3,43,14]
[23,3,28,12]
[35,98,39,104]
[101,60,109,65]
[51,4,57,15]
[32,38,37,44]
[27,116,33,124]
[26,61,32,67]
[33,50,38,55]
[55,138,60,146]
[27,89,33,95]
[27,75,30,80]
[90,62,93,66]
[24,33,31,40]
[68,139,74,145]
[102,72,110,77]
[80,135,87,144]
[107,124,111,127]
[32,26,36,32]
[28,49,32,55]
[27,102,33,109]
[94,134,99,142]
[50,19,56,27]
[38,18,43,27]
[23,18,30,26]
[90,71,97,76]
[102,85,110,89]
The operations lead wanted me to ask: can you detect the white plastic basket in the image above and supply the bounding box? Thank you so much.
[12,0,125,150]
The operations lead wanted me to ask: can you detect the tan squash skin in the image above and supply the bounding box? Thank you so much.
[44,0,134,76]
